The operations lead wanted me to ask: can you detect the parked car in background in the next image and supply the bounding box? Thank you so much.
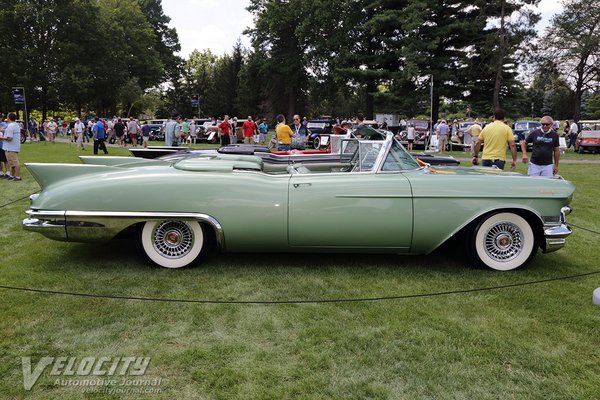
[307,118,336,149]
[363,120,380,129]
[144,119,168,141]
[16,120,28,143]
[575,120,600,154]
[513,120,540,141]
[398,119,430,149]
[24,129,574,271]
[193,118,212,140]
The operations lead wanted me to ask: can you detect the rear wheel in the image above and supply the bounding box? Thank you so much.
[313,136,321,149]
[578,146,584,154]
[139,220,205,268]
[467,212,537,271]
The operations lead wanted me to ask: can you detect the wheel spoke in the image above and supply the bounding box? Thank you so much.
[152,221,194,259]
[484,221,523,262]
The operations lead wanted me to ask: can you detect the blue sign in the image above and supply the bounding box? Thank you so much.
[13,87,25,105]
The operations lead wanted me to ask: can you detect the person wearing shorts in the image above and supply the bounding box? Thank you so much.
[141,122,151,148]
[0,118,7,178]
[127,117,139,147]
[406,124,415,151]
[0,113,22,181]
[114,119,126,147]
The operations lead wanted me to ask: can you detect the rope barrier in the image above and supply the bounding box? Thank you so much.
[1,270,598,305]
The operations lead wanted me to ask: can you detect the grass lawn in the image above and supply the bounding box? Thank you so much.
[1,142,600,399]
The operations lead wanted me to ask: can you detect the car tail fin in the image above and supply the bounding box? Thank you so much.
[25,163,118,190]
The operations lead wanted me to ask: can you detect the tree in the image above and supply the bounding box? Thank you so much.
[462,1,540,117]
[137,0,183,82]
[543,0,600,121]
[185,49,219,116]
[237,45,270,117]
[247,0,308,119]
[584,91,600,119]
[7,0,98,119]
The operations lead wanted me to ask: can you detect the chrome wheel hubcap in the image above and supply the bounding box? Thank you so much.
[152,221,194,259]
[484,222,523,261]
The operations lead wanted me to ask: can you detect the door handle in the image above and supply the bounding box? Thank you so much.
[293,183,312,188]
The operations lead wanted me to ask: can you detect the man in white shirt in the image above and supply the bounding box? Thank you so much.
[46,118,58,142]
[569,120,578,149]
[74,118,86,151]
[406,124,415,151]
[127,117,139,147]
[0,113,22,180]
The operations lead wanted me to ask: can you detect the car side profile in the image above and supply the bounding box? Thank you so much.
[23,129,574,272]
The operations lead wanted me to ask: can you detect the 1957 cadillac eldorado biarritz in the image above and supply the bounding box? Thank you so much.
[23,128,574,271]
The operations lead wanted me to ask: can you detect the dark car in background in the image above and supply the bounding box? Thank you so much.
[398,119,430,149]
[307,118,337,149]
[16,120,28,143]
[513,120,540,151]
[513,120,540,142]
[144,119,168,141]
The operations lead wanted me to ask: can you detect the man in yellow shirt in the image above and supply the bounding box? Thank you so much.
[472,109,517,170]
[275,114,294,151]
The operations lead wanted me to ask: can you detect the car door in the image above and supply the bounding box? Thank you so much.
[288,172,413,250]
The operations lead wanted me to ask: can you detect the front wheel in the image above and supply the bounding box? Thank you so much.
[467,212,537,271]
[139,220,205,268]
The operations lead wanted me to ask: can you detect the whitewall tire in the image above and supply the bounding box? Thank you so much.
[469,212,537,271]
[140,220,205,268]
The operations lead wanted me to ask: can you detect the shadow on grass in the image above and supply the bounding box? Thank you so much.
[58,236,473,274]
[16,234,583,304]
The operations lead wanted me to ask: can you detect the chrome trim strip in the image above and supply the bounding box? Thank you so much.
[373,133,393,173]
[26,210,65,218]
[24,210,226,250]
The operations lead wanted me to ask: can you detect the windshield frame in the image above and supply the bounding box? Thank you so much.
[347,131,420,173]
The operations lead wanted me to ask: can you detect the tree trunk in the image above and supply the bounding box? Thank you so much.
[432,91,440,123]
[573,61,585,121]
[365,79,376,120]
[41,87,48,121]
[493,0,506,110]
[287,92,296,121]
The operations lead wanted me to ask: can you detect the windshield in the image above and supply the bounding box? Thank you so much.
[581,122,600,130]
[515,122,540,130]
[307,122,326,129]
[409,120,429,130]
[382,139,420,171]
[349,133,419,172]
[581,131,600,138]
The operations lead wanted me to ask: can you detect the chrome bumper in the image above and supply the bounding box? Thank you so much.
[23,211,69,241]
[542,206,572,253]
[23,210,225,249]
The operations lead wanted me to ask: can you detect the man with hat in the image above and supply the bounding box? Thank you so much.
[46,117,58,142]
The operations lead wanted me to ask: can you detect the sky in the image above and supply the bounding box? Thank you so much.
[162,0,564,58]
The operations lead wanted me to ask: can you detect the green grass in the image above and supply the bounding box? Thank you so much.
[1,142,600,399]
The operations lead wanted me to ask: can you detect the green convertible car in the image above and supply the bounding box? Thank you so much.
[23,129,574,271]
